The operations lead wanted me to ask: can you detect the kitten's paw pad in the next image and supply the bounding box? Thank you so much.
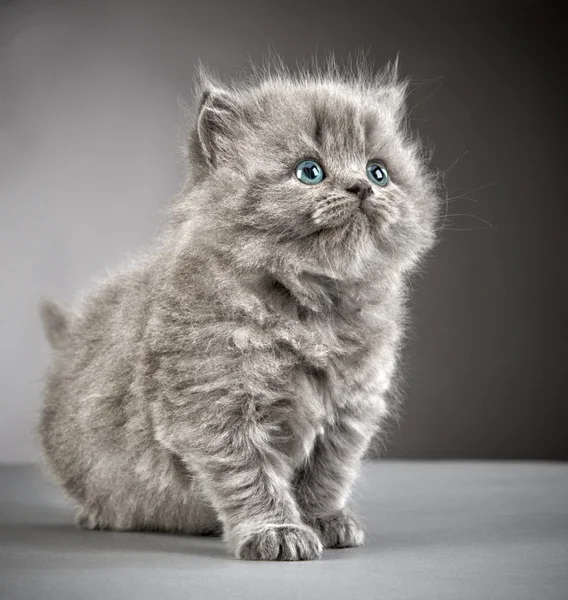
[235,524,323,561]
[312,512,365,549]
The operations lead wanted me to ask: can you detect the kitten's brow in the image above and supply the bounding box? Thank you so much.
[312,103,366,155]
[313,107,324,147]
[314,109,323,146]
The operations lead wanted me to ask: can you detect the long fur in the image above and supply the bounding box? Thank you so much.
[39,56,441,561]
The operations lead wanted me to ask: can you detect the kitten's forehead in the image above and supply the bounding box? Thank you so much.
[311,87,366,152]
[251,81,386,158]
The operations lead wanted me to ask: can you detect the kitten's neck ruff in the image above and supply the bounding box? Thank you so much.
[266,266,401,317]
[171,212,405,323]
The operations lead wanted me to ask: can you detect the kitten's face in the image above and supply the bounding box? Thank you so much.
[190,75,438,274]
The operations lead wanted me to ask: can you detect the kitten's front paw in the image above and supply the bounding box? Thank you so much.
[309,510,365,549]
[233,523,323,561]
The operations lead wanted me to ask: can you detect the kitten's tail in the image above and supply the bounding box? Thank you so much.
[39,298,71,350]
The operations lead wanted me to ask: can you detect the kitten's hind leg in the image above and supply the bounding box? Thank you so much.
[75,501,222,535]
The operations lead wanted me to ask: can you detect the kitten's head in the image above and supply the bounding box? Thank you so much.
[181,59,440,279]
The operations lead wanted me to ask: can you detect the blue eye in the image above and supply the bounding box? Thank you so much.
[295,160,325,185]
[366,162,389,187]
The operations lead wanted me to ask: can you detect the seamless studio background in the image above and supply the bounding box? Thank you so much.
[0,0,566,463]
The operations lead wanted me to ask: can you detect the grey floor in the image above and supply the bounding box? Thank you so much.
[0,462,567,600]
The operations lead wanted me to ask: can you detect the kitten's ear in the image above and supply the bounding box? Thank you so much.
[382,83,408,122]
[195,86,240,168]
[377,59,410,124]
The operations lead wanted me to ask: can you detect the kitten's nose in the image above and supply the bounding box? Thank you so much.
[346,181,373,201]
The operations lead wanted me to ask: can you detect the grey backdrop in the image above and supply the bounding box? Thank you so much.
[1,0,566,463]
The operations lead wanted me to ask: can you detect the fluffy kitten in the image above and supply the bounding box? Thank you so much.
[39,59,440,561]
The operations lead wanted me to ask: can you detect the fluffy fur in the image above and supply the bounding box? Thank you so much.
[39,57,440,561]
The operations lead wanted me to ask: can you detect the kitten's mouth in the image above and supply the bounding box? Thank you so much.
[359,198,373,218]
[310,195,394,238]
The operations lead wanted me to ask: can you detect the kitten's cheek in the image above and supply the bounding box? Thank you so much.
[368,199,401,230]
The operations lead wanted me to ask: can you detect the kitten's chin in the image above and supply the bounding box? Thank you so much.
[314,207,405,271]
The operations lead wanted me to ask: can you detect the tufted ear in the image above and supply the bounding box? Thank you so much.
[376,58,410,125]
[386,83,409,121]
[195,87,241,168]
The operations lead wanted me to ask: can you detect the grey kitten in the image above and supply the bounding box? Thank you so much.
[39,59,440,561]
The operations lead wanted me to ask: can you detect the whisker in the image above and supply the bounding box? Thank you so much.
[440,187,450,233]
[445,196,479,204]
[444,213,496,229]
[312,197,353,224]
[440,182,498,232]
[322,248,340,300]
[408,77,444,116]
[441,150,469,179]
[443,226,494,232]
[447,182,499,198]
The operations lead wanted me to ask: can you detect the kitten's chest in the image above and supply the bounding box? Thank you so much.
[271,303,397,464]
[286,311,383,414]
[283,326,384,467]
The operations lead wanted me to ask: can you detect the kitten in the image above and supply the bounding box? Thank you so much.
[39,58,440,561]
